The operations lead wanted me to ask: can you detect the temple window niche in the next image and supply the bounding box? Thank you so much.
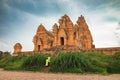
[60,37,64,45]
[38,45,40,51]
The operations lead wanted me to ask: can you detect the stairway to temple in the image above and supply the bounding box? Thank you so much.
[42,45,82,73]
[51,46,64,58]
[43,46,63,73]
[43,67,50,73]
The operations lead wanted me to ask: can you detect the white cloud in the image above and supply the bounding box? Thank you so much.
[1,0,120,52]
[0,39,12,52]
[7,10,61,52]
[90,21,119,47]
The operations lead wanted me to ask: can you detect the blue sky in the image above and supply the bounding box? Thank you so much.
[0,0,120,52]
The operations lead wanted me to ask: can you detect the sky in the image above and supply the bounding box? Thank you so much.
[0,0,120,53]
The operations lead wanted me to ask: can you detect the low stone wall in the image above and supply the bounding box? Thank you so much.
[82,47,120,55]
[13,47,120,56]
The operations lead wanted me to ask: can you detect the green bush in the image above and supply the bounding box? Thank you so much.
[0,51,2,60]
[22,54,49,71]
[0,51,10,60]
[107,52,120,73]
[0,55,26,70]
[0,51,120,74]
[50,52,108,74]
[4,51,11,55]
[0,54,49,71]
[83,52,108,74]
[50,52,83,73]
[0,55,11,67]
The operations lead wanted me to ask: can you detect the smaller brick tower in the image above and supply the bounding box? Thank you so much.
[13,43,22,56]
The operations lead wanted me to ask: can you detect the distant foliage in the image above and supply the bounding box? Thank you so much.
[0,51,3,60]
[4,51,11,55]
[0,51,10,60]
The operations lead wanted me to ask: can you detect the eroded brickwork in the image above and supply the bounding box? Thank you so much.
[13,43,22,56]
[33,14,94,51]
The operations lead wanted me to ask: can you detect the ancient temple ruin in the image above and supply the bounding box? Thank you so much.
[33,14,94,52]
[13,14,120,56]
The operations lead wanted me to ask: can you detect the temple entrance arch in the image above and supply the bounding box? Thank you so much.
[60,37,64,45]
[38,45,40,51]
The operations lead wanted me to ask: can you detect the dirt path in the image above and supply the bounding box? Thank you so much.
[0,69,120,80]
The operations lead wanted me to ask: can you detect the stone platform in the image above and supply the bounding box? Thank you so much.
[13,46,120,56]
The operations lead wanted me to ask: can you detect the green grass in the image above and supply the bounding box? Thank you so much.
[49,52,120,74]
[0,52,120,74]
[22,54,49,71]
[0,55,26,70]
[0,54,49,71]
[107,52,120,73]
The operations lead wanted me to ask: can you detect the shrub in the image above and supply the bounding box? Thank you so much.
[0,55,26,70]
[107,52,120,73]
[0,51,10,60]
[50,52,83,73]
[83,52,108,74]
[0,51,120,74]
[0,55,11,68]
[22,54,49,71]
[4,51,11,55]
[0,53,50,71]
[50,52,108,74]
[0,51,2,60]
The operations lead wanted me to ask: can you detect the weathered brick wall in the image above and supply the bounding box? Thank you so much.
[13,46,120,56]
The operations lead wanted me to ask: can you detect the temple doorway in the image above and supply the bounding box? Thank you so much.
[60,37,64,45]
[38,45,40,51]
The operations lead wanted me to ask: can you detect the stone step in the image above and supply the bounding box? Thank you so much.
[43,67,50,73]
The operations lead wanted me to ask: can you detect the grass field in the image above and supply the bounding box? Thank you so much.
[0,51,120,74]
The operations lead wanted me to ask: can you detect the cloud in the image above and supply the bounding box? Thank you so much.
[4,0,63,16]
[0,0,120,52]
[0,0,30,38]
[79,0,120,47]
[114,22,120,45]
[0,10,61,52]
[0,39,12,52]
